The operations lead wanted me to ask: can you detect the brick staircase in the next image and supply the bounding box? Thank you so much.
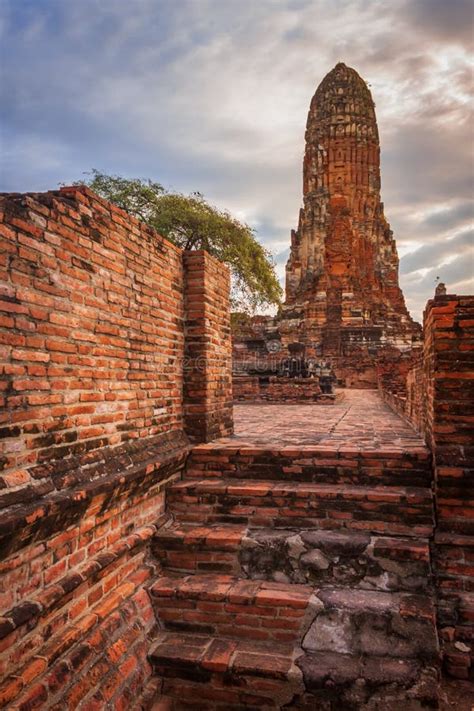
[146,443,440,709]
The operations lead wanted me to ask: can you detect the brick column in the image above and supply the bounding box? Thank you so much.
[424,294,474,533]
[424,294,474,679]
[183,251,233,442]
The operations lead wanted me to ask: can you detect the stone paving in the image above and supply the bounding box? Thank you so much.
[218,389,426,452]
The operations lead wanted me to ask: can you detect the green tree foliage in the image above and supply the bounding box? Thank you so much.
[79,170,282,311]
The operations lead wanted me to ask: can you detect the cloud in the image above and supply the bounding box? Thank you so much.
[0,0,472,320]
[401,0,474,45]
[400,227,473,274]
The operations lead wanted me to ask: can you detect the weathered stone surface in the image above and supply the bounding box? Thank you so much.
[296,653,439,710]
[303,588,439,660]
[301,529,370,555]
[240,528,431,592]
[300,549,330,571]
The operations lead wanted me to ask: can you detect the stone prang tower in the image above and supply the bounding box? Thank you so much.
[280,63,420,358]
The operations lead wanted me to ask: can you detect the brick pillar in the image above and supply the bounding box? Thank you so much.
[183,251,233,442]
[424,294,474,679]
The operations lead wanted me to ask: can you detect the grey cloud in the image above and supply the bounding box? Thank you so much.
[400,228,474,274]
[382,119,473,207]
[422,202,473,232]
[405,254,474,294]
[401,0,474,45]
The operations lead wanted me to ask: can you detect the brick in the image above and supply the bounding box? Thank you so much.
[0,675,23,706]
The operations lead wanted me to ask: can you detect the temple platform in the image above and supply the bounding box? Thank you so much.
[218,389,426,452]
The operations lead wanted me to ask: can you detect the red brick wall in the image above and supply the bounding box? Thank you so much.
[1,186,185,469]
[379,293,474,678]
[423,295,474,678]
[422,295,474,534]
[0,187,232,707]
[404,357,425,434]
[183,251,233,442]
[377,349,424,431]
[233,375,323,402]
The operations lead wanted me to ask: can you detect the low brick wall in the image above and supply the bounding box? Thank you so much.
[377,349,423,428]
[232,374,260,400]
[0,187,233,708]
[233,375,323,402]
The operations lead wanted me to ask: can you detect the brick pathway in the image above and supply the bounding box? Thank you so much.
[219,389,426,452]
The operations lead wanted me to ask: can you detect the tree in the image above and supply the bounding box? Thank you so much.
[78,170,282,311]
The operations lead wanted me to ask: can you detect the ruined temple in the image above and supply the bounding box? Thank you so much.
[0,64,472,711]
[233,63,421,388]
[1,187,473,709]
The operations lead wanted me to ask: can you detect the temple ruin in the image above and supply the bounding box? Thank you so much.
[0,66,472,710]
[233,63,421,394]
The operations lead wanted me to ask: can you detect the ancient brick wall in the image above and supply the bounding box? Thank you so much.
[404,356,425,434]
[377,349,424,430]
[183,251,233,442]
[421,295,474,531]
[233,375,323,402]
[423,295,474,678]
[379,293,474,678]
[0,187,232,708]
[232,375,261,400]
[383,294,474,530]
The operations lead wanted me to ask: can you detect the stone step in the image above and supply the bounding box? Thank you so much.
[152,523,432,592]
[185,445,432,488]
[301,586,438,662]
[241,528,432,592]
[149,574,438,662]
[292,652,439,710]
[149,632,439,710]
[167,479,434,537]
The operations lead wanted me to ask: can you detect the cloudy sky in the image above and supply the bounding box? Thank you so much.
[1,0,473,320]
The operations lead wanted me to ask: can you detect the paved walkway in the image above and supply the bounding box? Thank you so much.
[217,390,427,453]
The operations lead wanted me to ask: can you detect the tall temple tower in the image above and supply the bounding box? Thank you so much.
[279,63,420,357]
[232,63,421,387]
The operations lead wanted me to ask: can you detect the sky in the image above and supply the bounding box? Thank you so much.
[1,0,473,321]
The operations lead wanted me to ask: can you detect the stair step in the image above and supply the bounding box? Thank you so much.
[241,528,432,592]
[152,523,431,592]
[293,651,439,710]
[167,479,434,536]
[149,632,300,709]
[151,523,246,574]
[149,631,439,709]
[149,573,438,661]
[148,574,313,643]
[185,445,432,487]
[150,631,295,678]
[302,587,439,661]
